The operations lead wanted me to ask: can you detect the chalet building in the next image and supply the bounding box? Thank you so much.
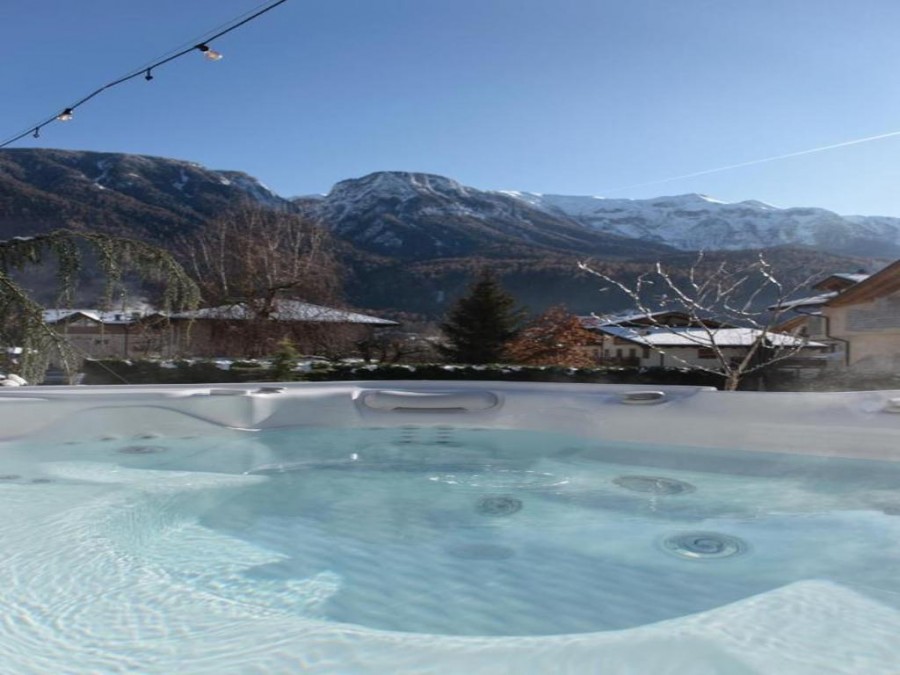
[771,271,870,346]
[771,265,900,371]
[164,300,399,358]
[593,325,824,369]
[580,309,825,369]
[42,309,165,361]
[822,260,900,371]
[42,301,398,362]
[579,310,728,365]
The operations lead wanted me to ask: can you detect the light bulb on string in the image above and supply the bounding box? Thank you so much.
[32,128,40,139]
[57,109,74,122]
[144,68,153,81]
[196,44,223,61]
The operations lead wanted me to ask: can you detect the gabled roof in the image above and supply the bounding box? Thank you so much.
[42,309,145,325]
[825,259,900,307]
[812,272,870,292]
[770,270,874,313]
[170,300,399,325]
[42,301,399,327]
[579,309,726,330]
[768,291,837,313]
[599,325,824,349]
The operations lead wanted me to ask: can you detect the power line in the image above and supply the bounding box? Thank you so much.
[0,0,290,149]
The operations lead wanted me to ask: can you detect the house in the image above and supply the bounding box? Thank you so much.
[822,259,900,371]
[164,300,399,358]
[595,325,825,369]
[771,271,870,346]
[42,309,163,361]
[579,310,729,365]
[42,300,399,361]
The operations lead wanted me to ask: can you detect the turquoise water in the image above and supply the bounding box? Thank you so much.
[1,425,900,667]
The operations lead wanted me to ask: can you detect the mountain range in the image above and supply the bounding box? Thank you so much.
[505,191,900,258]
[0,148,888,315]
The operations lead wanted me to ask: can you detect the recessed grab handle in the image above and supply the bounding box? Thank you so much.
[361,390,500,412]
[621,390,666,405]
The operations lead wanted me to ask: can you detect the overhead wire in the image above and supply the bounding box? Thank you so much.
[7,0,897,196]
[0,0,290,149]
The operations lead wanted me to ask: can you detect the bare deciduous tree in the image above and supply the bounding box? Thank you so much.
[183,204,341,311]
[180,205,345,356]
[579,253,818,390]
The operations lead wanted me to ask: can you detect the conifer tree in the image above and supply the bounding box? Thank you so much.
[439,271,522,364]
[270,337,300,381]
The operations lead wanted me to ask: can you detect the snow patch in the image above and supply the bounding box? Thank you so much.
[93,159,112,188]
[172,168,189,191]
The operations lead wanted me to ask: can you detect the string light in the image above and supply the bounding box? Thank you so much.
[196,44,223,60]
[0,0,289,148]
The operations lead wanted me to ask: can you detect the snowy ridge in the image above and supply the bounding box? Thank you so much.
[293,171,674,259]
[293,171,900,259]
[500,191,900,256]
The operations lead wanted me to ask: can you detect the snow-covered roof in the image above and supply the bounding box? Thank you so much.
[41,302,398,326]
[825,259,900,307]
[580,310,690,328]
[579,309,726,330]
[42,309,150,325]
[170,300,398,325]
[599,325,824,349]
[810,272,871,292]
[832,273,870,284]
[769,292,837,312]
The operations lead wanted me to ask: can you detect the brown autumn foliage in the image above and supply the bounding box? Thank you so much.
[504,305,600,367]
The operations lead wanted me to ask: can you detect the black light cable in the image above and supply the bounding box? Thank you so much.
[0,0,289,149]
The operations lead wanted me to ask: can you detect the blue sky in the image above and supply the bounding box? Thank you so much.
[4,0,900,215]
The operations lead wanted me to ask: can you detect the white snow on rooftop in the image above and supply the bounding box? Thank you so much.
[599,326,823,349]
[42,302,397,327]
[770,292,838,311]
[170,300,398,325]
[42,309,150,325]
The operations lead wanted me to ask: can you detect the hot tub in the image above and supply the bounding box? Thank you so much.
[1,381,899,673]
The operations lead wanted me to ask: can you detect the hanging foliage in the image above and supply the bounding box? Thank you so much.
[0,229,200,383]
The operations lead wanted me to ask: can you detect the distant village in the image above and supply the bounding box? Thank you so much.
[5,258,896,389]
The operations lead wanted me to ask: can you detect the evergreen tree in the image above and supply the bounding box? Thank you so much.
[270,337,300,381]
[439,272,522,364]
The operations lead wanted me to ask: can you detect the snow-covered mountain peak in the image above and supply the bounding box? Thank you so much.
[301,170,900,257]
[505,189,900,257]
[738,199,779,210]
[647,193,728,208]
[328,171,472,206]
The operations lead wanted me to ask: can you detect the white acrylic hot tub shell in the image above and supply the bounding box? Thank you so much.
[2,381,899,461]
[1,381,899,674]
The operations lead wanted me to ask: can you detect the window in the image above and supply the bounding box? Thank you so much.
[698,347,716,359]
[807,315,824,336]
